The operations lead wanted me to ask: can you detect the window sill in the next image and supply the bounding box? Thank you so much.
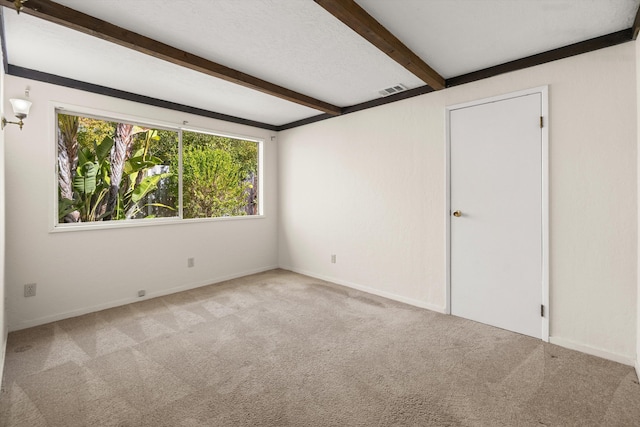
[50,214,266,233]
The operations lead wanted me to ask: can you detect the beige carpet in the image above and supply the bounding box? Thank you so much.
[1,269,639,426]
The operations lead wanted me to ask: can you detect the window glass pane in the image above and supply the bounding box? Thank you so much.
[57,112,179,224]
[181,131,259,219]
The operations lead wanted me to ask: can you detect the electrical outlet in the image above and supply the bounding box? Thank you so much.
[331,254,336,264]
[138,290,146,297]
[187,257,195,268]
[24,283,37,298]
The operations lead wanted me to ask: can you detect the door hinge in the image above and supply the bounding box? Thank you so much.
[541,304,545,317]
[540,116,544,128]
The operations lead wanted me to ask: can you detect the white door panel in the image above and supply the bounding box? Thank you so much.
[450,93,543,338]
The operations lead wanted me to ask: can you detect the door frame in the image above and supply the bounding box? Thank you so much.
[445,86,550,342]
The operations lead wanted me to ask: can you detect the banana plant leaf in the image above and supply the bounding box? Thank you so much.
[130,202,176,219]
[73,162,98,195]
[77,147,92,167]
[123,155,163,175]
[131,173,172,203]
[93,136,114,163]
[145,202,175,211]
[58,196,78,219]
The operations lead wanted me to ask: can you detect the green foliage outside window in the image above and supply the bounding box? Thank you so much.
[180,131,258,218]
[57,111,259,225]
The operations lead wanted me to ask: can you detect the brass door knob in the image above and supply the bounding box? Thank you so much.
[453,210,462,217]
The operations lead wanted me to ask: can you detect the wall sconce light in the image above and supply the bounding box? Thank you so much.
[2,98,32,131]
[12,0,27,15]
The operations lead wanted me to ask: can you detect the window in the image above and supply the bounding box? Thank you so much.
[182,131,259,218]
[56,109,260,228]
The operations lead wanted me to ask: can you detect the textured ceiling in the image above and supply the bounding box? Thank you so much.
[52,0,426,106]
[4,11,322,126]
[2,0,640,127]
[358,0,640,77]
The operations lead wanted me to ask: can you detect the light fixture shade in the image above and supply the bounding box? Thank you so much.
[9,98,32,118]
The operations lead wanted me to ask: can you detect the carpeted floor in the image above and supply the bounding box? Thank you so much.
[0,269,639,426]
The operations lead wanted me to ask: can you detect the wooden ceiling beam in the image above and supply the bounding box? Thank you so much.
[633,2,640,40]
[0,0,342,115]
[314,0,445,90]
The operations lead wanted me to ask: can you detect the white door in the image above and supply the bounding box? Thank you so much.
[449,91,546,339]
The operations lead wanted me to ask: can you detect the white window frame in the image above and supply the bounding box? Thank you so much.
[50,103,264,233]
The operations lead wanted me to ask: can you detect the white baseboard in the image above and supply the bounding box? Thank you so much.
[281,266,446,314]
[549,336,635,366]
[282,267,639,368]
[9,265,278,332]
[13,264,635,373]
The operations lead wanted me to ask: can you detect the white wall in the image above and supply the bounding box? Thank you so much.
[4,75,278,331]
[279,43,638,364]
[636,35,640,377]
[0,46,7,381]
